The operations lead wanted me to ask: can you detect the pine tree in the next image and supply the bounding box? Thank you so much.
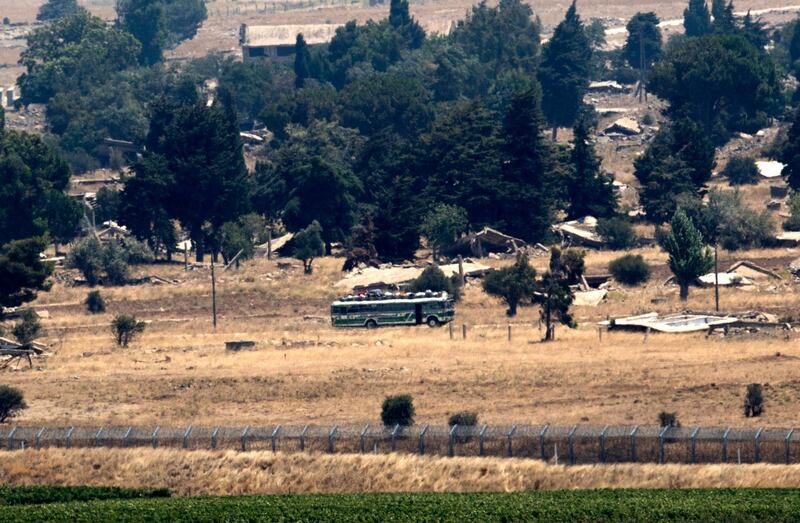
[534,248,582,341]
[658,209,713,301]
[711,0,736,33]
[388,0,425,49]
[780,108,800,191]
[482,252,537,316]
[624,12,662,70]
[740,11,768,50]
[538,0,591,140]
[117,0,167,66]
[37,0,83,21]
[566,114,616,219]
[294,34,311,88]
[683,0,711,37]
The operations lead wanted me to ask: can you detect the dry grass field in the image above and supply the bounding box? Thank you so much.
[3,448,800,494]
[2,241,799,430]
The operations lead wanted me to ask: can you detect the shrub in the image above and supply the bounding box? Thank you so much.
[723,156,759,185]
[448,411,478,427]
[482,253,537,317]
[0,385,26,423]
[609,254,650,286]
[641,112,655,126]
[67,237,104,285]
[85,291,106,314]
[596,217,636,250]
[784,193,800,232]
[66,237,154,286]
[744,383,764,417]
[658,411,679,427]
[381,394,415,427]
[407,266,462,301]
[111,314,146,347]
[11,309,41,345]
[292,221,325,274]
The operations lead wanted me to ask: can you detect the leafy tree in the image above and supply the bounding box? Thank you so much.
[18,11,140,104]
[624,12,662,71]
[292,221,325,274]
[538,0,592,140]
[117,0,167,66]
[85,290,106,314]
[658,209,713,301]
[566,114,616,219]
[482,253,537,316]
[95,187,121,224]
[722,156,759,185]
[342,213,379,271]
[388,0,424,49]
[609,254,650,285]
[681,189,772,250]
[294,34,311,89]
[784,193,800,231]
[381,394,415,427]
[12,309,42,345]
[684,0,711,37]
[161,0,207,47]
[781,108,800,191]
[420,204,468,261]
[218,221,254,268]
[407,266,463,301]
[0,386,26,423]
[740,11,768,51]
[585,19,606,50]
[744,383,764,417]
[0,237,54,309]
[111,314,146,347]
[535,248,582,341]
[67,236,153,285]
[37,0,84,21]
[597,217,637,250]
[711,0,736,34]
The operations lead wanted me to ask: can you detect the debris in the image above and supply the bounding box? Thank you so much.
[444,227,525,257]
[756,160,784,179]
[335,261,492,290]
[698,272,753,287]
[601,312,738,333]
[0,337,46,369]
[573,289,608,307]
[553,216,603,248]
[225,340,256,351]
[727,261,782,281]
[770,185,789,198]
[767,199,782,210]
[603,117,641,136]
[255,232,294,257]
[776,231,800,246]
[588,81,627,94]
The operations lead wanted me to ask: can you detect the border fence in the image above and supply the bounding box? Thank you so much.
[1,424,799,465]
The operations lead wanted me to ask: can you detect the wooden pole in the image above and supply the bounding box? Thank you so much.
[714,241,720,312]
[184,245,188,271]
[462,324,467,340]
[449,322,453,340]
[211,257,217,330]
[507,325,512,342]
[458,255,465,284]
[267,228,273,260]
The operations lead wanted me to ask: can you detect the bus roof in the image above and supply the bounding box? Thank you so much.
[332,292,450,307]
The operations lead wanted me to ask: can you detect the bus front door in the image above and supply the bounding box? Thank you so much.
[414,304,423,324]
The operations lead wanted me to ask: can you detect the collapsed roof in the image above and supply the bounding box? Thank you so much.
[444,227,525,257]
[335,261,492,290]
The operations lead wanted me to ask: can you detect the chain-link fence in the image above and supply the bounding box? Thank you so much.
[0,424,796,464]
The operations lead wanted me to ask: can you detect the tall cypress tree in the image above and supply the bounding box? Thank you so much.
[566,114,616,219]
[780,108,800,191]
[538,0,591,141]
[294,34,311,88]
[388,0,425,49]
[684,0,711,37]
[711,0,736,33]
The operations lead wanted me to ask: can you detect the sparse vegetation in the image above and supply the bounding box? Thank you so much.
[609,254,650,286]
[658,411,679,428]
[448,411,478,427]
[0,385,26,423]
[11,309,41,345]
[381,394,415,427]
[111,314,146,347]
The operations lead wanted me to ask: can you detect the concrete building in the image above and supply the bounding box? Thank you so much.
[239,23,341,61]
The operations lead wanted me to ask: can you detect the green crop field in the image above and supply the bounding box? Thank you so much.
[2,488,800,522]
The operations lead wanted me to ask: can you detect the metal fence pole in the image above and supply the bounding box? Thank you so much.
[722,428,731,462]
[418,425,428,455]
[754,427,763,463]
[327,426,338,453]
[390,424,400,452]
[151,426,160,448]
[300,425,309,452]
[507,425,517,458]
[240,426,250,452]
[271,425,281,453]
[211,427,220,450]
[359,424,369,453]
[599,426,608,463]
[785,429,794,465]
[690,427,700,464]
[65,427,74,449]
[7,427,17,450]
[35,428,45,450]
[659,426,669,464]
[567,426,577,465]
[479,425,487,456]
[122,427,132,448]
[95,427,104,448]
[630,426,639,462]
[183,426,192,449]
[448,425,457,457]
[539,425,549,460]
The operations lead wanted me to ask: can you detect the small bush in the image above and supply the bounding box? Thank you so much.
[111,314,146,347]
[597,218,637,250]
[658,411,679,427]
[0,385,26,423]
[723,156,759,185]
[381,394,415,427]
[784,194,800,232]
[407,266,463,301]
[744,383,764,417]
[448,411,478,427]
[609,254,650,286]
[641,112,655,126]
[85,291,106,314]
[11,309,41,345]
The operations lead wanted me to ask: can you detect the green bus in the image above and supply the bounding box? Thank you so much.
[331,291,455,328]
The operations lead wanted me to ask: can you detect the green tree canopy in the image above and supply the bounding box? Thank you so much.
[420,203,468,260]
[534,248,582,341]
[624,12,662,70]
[482,253,537,316]
[117,0,167,66]
[711,0,736,34]
[684,0,712,37]
[0,237,54,309]
[37,0,85,21]
[780,108,800,191]
[658,209,713,301]
[294,34,311,88]
[565,114,616,219]
[292,220,325,274]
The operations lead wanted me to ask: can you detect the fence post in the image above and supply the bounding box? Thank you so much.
[722,428,731,462]
[690,427,700,464]
[567,426,577,465]
[659,426,669,464]
[35,428,45,450]
[462,324,467,340]
[507,425,517,458]
[151,426,160,448]
[539,425,549,461]
[449,322,453,340]
[122,427,132,448]
[630,426,639,463]
[508,325,512,342]
[300,425,309,452]
[479,425,487,456]
[390,424,400,452]
[95,427,104,448]
[359,424,369,453]
[328,426,338,453]
[754,427,763,463]
[448,424,457,457]
[599,426,608,463]
[271,425,281,453]
[183,426,192,449]
[211,427,220,450]
[240,426,250,452]
[7,427,16,450]
[418,425,428,455]
[65,427,74,449]
[785,429,794,465]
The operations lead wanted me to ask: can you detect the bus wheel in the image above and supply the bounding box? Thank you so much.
[365,319,378,329]
[426,317,440,328]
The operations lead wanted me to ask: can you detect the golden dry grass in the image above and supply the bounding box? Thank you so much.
[2,448,800,495]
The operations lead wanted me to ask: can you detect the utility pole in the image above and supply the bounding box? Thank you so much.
[211,255,217,329]
[714,241,720,312]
